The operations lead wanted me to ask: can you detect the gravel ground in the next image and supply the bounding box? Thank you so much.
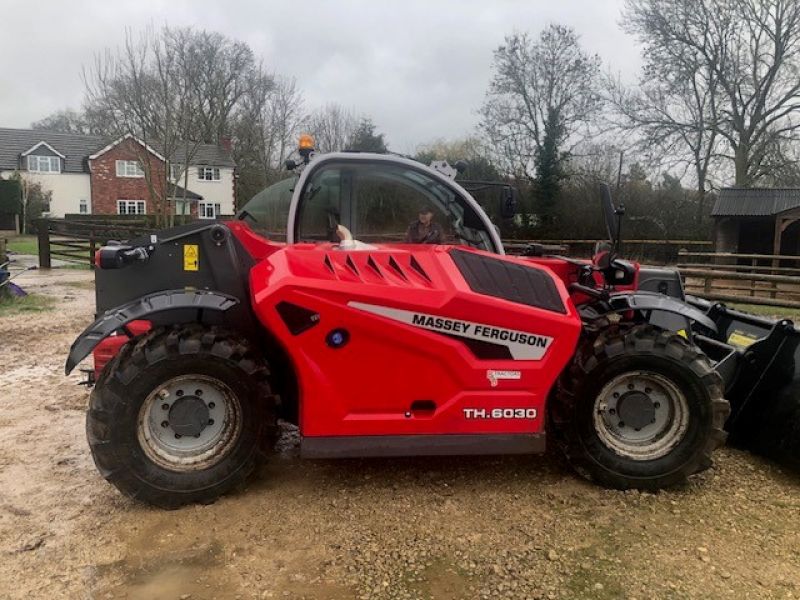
[1,266,799,600]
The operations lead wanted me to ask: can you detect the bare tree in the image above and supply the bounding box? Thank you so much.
[84,26,261,223]
[233,74,304,203]
[624,0,800,186]
[305,103,360,153]
[31,109,93,135]
[605,51,721,220]
[480,25,603,180]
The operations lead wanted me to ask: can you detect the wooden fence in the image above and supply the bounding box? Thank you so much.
[35,219,799,309]
[502,238,712,262]
[678,250,800,308]
[35,218,152,268]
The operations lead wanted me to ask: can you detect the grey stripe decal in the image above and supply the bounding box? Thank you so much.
[348,301,552,360]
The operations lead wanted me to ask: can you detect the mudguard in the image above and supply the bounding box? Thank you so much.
[65,289,239,375]
[607,291,718,333]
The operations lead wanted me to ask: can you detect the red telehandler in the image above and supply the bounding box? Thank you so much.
[66,138,797,508]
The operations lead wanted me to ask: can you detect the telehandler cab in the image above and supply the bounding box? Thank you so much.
[66,137,794,508]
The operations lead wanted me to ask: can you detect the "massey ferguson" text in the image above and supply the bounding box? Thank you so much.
[411,314,548,348]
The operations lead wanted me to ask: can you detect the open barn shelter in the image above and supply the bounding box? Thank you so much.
[713,188,800,256]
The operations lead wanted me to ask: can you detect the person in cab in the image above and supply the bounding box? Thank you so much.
[405,206,443,244]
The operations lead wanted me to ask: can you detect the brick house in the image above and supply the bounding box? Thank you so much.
[0,127,236,219]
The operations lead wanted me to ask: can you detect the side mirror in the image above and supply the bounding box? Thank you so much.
[285,158,297,171]
[600,183,625,255]
[600,183,618,243]
[501,186,518,219]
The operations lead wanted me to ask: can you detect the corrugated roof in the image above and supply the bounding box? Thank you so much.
[0,127,104,173]
[713,187,800,217]
[0,127,235,172]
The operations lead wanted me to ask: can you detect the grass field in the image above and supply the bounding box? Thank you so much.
[4,235,38,255]
[0,293,55,317]
[727,302,800,321]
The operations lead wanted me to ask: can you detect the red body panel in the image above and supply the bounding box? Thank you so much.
[248,243,582,438]
[92,320,152,378]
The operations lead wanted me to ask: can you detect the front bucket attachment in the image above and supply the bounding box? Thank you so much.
[688,296,800,472]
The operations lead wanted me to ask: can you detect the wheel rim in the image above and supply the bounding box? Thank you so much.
[138,374,242,471]
[593,370,690,461]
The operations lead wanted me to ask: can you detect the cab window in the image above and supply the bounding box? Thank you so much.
[352,166,452,243]
[237,176,296,240]
[296,161,493,250]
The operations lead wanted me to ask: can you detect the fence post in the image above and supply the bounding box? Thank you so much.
[703,274,712,295]
[36,219,51,269]
[89,238,97,270]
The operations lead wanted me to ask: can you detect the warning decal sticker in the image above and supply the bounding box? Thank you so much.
[183,244,199,271]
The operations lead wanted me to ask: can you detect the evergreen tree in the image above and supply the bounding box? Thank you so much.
[534,108,567,225]
[347,119,387,153]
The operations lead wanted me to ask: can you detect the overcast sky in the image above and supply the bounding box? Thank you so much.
[0,0,641,152]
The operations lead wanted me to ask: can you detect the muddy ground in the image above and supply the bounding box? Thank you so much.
[1,266,799,600]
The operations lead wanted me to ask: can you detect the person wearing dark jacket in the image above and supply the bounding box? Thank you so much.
[405,206,443,244]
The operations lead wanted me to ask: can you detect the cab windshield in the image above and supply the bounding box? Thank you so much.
[239,161,497,251]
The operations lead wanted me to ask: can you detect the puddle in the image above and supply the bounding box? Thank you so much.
[91,542,234,599]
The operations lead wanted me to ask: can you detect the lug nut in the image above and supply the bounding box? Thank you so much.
[627,383,634,390]
[162,403,169,411]
[176,390,184,397]
[195,389,203,397]
[161,421,168,428]
[609,408,616,415]
[613,392,620,398]
[645,387,652,393]
[175,433,182,439]
[208,402,215,409]
[654,402,661,409]
[208,419,214,426]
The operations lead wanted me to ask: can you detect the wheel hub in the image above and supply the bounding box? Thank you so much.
[616,391,655,430]
[138,374,242,471]
[593,370,690,461]
[168,395,210,437]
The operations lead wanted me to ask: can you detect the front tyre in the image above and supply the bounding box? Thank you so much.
[553,325,729,490]
[87,326,277,509]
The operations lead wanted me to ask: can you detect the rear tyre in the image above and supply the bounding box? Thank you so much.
[553,325,729,490]
[87,326,277,509]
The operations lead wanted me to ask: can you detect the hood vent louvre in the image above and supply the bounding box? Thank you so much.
[409,255,431,282]
[388,256,407,280]
[366,255,384,278]
[345,255,360,276]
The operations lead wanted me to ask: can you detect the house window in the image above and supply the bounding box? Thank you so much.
[117,200,146,215]
[198,167,221,181]
[170,163,184,181]
[79,199,89,214]
[175,200,191,215]
[116,160,145,178]
[199,202,221,219]
[27,155,60,173]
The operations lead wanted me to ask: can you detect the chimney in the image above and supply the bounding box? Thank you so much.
[220,136,233,152]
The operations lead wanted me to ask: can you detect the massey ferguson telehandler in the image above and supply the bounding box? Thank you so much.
[66,136,798,508]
